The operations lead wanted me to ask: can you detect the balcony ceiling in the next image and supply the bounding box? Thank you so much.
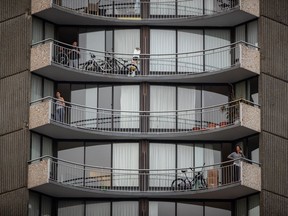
[31,121,258,141]
[34,6,256,27]
[32,63,257,84]
[30,181,258,199]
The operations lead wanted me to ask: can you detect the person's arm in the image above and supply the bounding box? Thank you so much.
[60,97,65,106]
[227,152,234,160]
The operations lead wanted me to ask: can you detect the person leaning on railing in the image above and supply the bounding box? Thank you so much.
[55,92,65,123]
[68,41,80,68]
[227,145,244,182]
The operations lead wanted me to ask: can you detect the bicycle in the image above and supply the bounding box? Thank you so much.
[101,52,140,76]
[171,164,207,191]
[80,52,102,72]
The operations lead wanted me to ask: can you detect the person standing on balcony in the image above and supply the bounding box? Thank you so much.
[69,41,80,68]
[55,91,65,123]
[227,145,244,182]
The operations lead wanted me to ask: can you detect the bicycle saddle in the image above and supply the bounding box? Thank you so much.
[181,169,187,173]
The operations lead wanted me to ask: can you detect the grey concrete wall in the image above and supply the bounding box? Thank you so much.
[260,0,288,26]
[0,130,29,194]
[0,1,31,215]
[0,14,31,79]
[259,0,288,215]
[0,188,29,216]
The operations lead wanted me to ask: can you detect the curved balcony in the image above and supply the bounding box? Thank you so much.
[29,97,260,140]
[32,0,259,26]
[31,40,260,83]
[28,156,261,199]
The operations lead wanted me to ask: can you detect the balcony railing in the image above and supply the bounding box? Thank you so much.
[52,0,240,19]
[30,97,259,135]
[28,156,261,194]
[32,39,259,78]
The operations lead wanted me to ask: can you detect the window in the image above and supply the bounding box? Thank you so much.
[177,202,203,216]
[31,75,54,102]
[150,86,176,129]
[149,201,175,216]
[28,192,52,216]
[177,30,203,73]
[205,202,232,216]
[113,143,139,186]
[58,200,84,216]
[30,133,53,161]
[150,29,176,73]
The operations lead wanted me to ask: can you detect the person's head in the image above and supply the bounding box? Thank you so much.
[235,145,242,153]
[56,91,61,98]
[72,41,77,47]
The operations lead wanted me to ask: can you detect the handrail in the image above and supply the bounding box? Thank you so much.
[32,38,259,56]
[28,155,260,171]
[30,96,259,114]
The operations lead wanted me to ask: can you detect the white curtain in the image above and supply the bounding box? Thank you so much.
[120,85,140,128]
[28,193,39,216]
[204,144,214,166]
[247,21,258,46]
[43,79,54,97]
[177,145,194,178]
[79,30,105,63]
[42,137,53,157]
[235,81,246,99]
[178,0,203,16]
[112,202,139,216]
[61,0,87,9]
[32,18,43,44]
[149,202,158,216]
[150,0,176,15]
[177,87,196,129]
[150,30,176,73]
[58,201,84,216]
[85,86,98,129]
[204,30,231,72]
[31,133,41,160]
[41,196,52,216]
[31,75,42,101]
[149,143,175,187]
[177,30,203,73]
[71,88,86,125]
[86,202,110,216]
[114,29,140,60]
[113,143,139,186]
[150,86,176,129]
[235,24,246,63]
[195,144,204,172]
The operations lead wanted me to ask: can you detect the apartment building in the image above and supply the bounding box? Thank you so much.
[0,0,287,215]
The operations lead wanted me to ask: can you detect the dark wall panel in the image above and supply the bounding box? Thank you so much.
[259,17,288,82]
[0,188,28,216]
[261,74,288,139]
[0,0,30,22]
[260,0,288,26]
[261,132,288,197]
[0,14,31,79]
[261,191,288,216]
[0,71,30,136]
[0,129,30,194]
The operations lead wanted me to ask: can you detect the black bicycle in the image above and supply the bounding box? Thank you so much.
[171,164,207,191]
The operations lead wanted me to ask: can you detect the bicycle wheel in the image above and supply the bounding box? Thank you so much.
[171,178,187,191]
[99,61,113,73]
[124,64,139,77]
[85,62,98,72]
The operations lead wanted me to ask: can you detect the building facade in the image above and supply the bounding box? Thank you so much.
[0,0,287,215]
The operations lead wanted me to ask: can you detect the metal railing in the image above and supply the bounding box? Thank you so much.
[31,97,259,134]
[29,156,259,193]
[33,39,258,77]
[52,0,240,19]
